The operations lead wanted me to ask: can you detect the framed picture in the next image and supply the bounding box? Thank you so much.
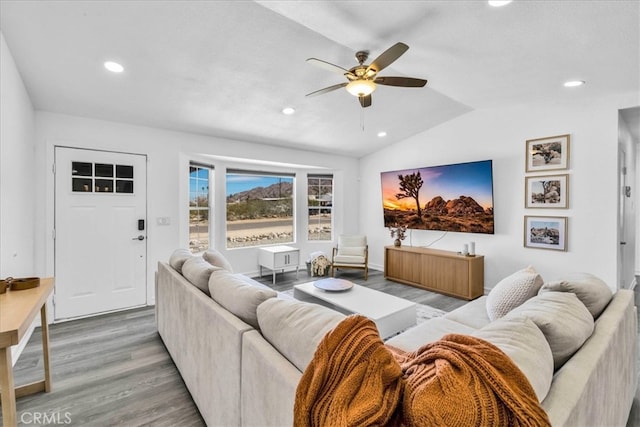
[524,216,567,251]
[525,134,570,172]
[525,174,569,208]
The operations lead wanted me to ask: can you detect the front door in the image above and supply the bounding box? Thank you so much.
[54,147,147,320]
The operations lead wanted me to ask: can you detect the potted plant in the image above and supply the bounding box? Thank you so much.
[389,224,408,247]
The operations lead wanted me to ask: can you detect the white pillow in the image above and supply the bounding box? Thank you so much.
[182,256,222,294]
[539,273,612,318]
[486,266,544,321]
[202,248,234,272]
[169,248,192,273]
[257,298,345,371]
[473,317,553,402]
[208,270,276,329]
[505,292,594,370]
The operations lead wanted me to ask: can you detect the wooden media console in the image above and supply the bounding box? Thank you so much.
[384,246,484,300]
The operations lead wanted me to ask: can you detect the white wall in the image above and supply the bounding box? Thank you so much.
[34,112,360,304]
[360,94,639,292]
[1,32,39,364]
[0,33,36,277]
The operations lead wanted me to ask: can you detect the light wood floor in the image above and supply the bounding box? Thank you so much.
[2,269,637,426]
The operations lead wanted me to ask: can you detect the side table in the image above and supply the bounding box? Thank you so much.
[258,245,300,285]
[0,277,54,427]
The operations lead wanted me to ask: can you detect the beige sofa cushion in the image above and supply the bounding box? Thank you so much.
[473,317,554,402]
[486,266,544,321]
[386,317,476,352]
[443,296,491,329]
[203,248,234,272]
[505,292,594,370]
[257,298,345,372]
[182,256,222,294]
[539,272,612,318]
[208,270,277,329]
[169,248,192,273]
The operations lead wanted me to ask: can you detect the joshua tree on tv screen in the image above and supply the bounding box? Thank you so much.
[395,172,424,222]
[381,160,495,234]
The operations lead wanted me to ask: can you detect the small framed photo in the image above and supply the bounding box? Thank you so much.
[524,216,567,251]
[525,134,570,172]
[525,174,569,208]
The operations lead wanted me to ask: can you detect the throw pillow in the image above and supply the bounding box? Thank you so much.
[168,248,192,273]
[539,273,612,318]
[485,266,544,321]
[473,317,553,402]
[182,256,222,295]
[257,298,345,372]
[202,248,234,272]
[505,291,594,370]
[208,270,276,329]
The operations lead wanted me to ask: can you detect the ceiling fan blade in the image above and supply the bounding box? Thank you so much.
[305,82,348,97]
[375,76,428,87]
[359,94,372,108]
[306,58,354,77]
[367,42,409,74]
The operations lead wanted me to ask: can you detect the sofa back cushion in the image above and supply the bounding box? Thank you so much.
[473,317,553,402]
[208,270,276,329]
[203,249,234,273]
[169,248,192,273]
[538,272,612,318]
[182,256,222,294]
[505,291,594,370]
[257,298,345,372]
[486,266,544,321]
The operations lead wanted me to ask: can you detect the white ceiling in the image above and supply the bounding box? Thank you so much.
[1,1,638,158]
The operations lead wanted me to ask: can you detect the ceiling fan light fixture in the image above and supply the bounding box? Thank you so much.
[282,107,296,115]
[346,80,376,97]
[564,80,585,87]
[104,61,124,73]
[488,0,513,7]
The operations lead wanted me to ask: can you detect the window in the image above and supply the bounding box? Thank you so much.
[226,170,294,248]
[189,162,212,253]
[308,174,333,241]
[71,161,134,194]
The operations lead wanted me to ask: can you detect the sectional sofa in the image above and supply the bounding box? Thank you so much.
[156,249,637,426]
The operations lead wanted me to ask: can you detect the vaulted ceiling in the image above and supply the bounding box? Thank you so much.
[1,1,638,157]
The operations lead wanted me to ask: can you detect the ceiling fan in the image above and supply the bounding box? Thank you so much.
[305,42,427,108]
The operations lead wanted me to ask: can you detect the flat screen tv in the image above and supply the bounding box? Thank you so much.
[381,160,494,234]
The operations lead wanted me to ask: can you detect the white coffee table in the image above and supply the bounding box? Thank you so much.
[293,280,416,339]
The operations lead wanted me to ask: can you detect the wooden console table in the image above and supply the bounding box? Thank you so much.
[0,277,54,427]
[384,246,484,300]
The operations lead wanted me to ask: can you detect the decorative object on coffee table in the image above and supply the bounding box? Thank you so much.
[313,278,353,292]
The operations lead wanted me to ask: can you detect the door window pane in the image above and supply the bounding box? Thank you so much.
[116,165,134,179]
[116,180,134,193]
[95,179,113,192]
[95,163,114,177]
[72,178,92,192]
[72,162,92,176]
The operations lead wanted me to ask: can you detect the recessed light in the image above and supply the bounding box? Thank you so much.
[488,0,512,6]
[282,107,296,115]
[377,131,387,137]
[564,80,585,87]
[104,61,124,73]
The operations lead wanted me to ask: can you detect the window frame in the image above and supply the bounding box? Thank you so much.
[189,161,213,253]
[307,174,334,241]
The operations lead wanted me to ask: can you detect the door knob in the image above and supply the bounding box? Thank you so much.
[132,235,145,241]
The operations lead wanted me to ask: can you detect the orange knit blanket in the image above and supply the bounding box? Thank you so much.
[294,315,550,427]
